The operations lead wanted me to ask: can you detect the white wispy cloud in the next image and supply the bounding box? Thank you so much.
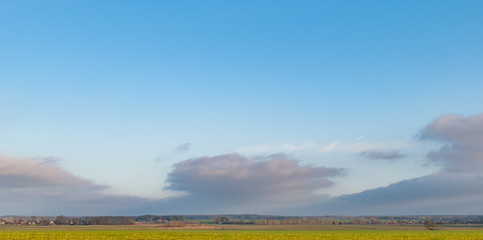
[237,141,316,153]
[238,138,412,156]
[320,140,341,153]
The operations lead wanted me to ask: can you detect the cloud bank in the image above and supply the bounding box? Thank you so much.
[165,153,343,212]
[0,153,154,215]
[309,114,483,215]
[419,114,483,172]
[2,113,483,215]
[0,152,343,215]
[0,155,104,189]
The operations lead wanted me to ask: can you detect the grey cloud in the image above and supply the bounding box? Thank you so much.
[419,114,483,144]
[419,114,483,172]
[300,113,483,215]
[341,172,483,205]
[34,156,62,165]
[0,187,157,216]
[166,153,343,208]
[154,143,192,162]
[0,154,105,189]
[175,143,191,153]
[359,150,405,160]
[0,151,342,215]
[0,153,155,215]
[4,114,483,216]
[304,170,483,215]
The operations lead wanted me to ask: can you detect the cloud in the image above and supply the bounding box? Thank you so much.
[237,138,413,157]
[308,170,483,215]
[359,150,406,160]
[0,153,157,215]
[4,114,483,216]
[306,113,483,215]
[237,142,315,154]
[419,114,483,172]
[0,152,344,215]
[320,141,341,153]
[155,143,192,162]
[165,153,343,210]
[175,143,192,153]
[0,153,105,189]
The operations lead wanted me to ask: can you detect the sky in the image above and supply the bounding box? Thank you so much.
[0,0,482,216]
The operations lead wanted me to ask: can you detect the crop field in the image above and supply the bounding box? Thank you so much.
[2,225,483,239]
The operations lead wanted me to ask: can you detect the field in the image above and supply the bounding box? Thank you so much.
[2,224,483,239]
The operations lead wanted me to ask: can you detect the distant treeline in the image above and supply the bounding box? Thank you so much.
[184,214,287,221]
[136,215,185,222]
[54,215,135,225]
[2,214,483,226]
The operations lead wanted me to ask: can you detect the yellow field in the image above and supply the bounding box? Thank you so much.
[2,225,483,239]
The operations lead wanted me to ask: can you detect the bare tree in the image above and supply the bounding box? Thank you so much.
[424,219,437,230]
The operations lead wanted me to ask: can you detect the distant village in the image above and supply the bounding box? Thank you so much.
[0,216,134,226]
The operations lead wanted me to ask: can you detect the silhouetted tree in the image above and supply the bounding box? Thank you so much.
[54,215,67,225]
[424,219,437,230]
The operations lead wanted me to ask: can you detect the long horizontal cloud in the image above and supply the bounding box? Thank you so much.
[307,113,483,215]
[359,150,405,160]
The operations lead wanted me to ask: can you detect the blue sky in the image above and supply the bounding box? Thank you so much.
[0,0,482,215]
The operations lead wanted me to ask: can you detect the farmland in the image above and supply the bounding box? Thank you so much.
[2,224,483,239]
